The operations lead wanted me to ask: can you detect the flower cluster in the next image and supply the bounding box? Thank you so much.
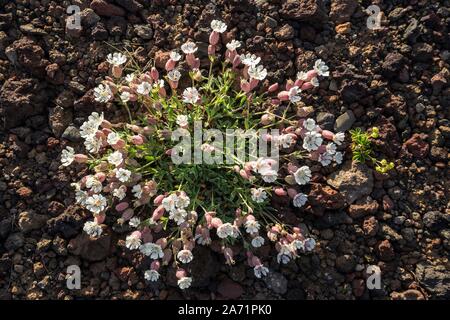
[61,20,346,290]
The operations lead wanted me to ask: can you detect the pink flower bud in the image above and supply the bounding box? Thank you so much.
[274,187,287,196]
[305,69,318,81]
[74,154,88,163]
[159,86,167,97]
[277,91,290,101]
[209,31,219,45]
[95,172,106,182]
[94,213,106,224]
[208,44,216,56]
[153,194,165,205]
[112,139,126,150]
[151,260,160,271]
[115,202,129,212]
[150,67,159,81]
[122,208,134,221]
[287,163,298,174]
[169,80,178,89]
[112,65,123,78]
[294,79,303,87]
[240,80,251,93]
[223,247,235,265]
[193,58,200,69]
[251,256,262,267]
[186,53,195,66]
[176,268,187,279]
[165,59,176,71]
[287,188,298,199]
[249,78,259,90]
[245,214,256,222]
[152,205,165,221]
[141,227,153,243]
[322,130,334,140]
[232,55,241,69]
[156,237,167,249]
[131,230,142,239]
[301,82,314,91]
[101,120,112,129]
[131,135,144,145]
[162,249,172,265]
[211,217,223,228]
[285,79,294,90]
[239,169,250,180]
[268,83,279,93]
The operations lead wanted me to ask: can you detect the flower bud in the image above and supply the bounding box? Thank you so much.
[321,130,334,140]
[122,208,134,221]
[156,237,168,249]
[274,187,287,196]
[301,82,314,91]
[150,67,159,81]
[211,217,223,228]
[268,83,279,93]
[112,65,123,78]
[151,260,160,271]
[287,188,298,199]
[208,44,216,56]
[94,213,106,224]
[152,205,165,221]
[165,59,176,71]
[209,31,219,45]
[176,268,187,279]
[74,154,88,163]
[153,194,165,205]
[131,135,144,145]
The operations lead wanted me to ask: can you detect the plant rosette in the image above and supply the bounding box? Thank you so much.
[60,19,347,290]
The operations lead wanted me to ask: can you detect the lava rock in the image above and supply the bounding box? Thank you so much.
[416,263,450,299]
[18,211,48,233]
[68,228,113,262]
[217,278,244,299]
[329,0,358,23]
[281,0,327,23]
[5,37,49,78]
[334,110,356,132]
[327,161,374,204]
[423,211,450,232]
[264,271,288,294]
[4,233,24,251]
[90,0,125,17]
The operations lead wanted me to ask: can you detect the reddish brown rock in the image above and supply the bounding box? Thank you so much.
[16,186,32,198]
[348,197,379,219]
[330,0,358,23]
[402,133,429,158]
[68,228,113,262]
[391,289,425,300]
[46,63,65,85]
[217,278,244,299]
[154,50,170,69]
[382,195,395,211]
[5,37,49,78]
[363,216,379,237]
[281,0,327,22]
[309,183,346,210]
[377,240,395,261]
[90,0,125,17]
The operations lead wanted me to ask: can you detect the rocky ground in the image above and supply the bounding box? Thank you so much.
[0,0,449,300]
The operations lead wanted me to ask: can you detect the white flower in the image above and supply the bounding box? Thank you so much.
[277,244,293,264]
[277,134,294,148]
[120,91,130,103]
[177,249,194,264]
[310,77,319,87]
[294,166,311,185]
[107,132,120,145]
[297,71,308,81]
[245,219,260,234]
[112,186,126,200]
[93,84,112,103]
[319,152,333,166]
[108,151,123,167]
[302,131,323,151]
[251,188,267,203]
[334,151,343,164]
[176,115,189,128]
[83,221,103,237]
[226,40,241,51]
[181,42,197,54]
[125,73,135,83]
[333,132,345,145]
[75,190,89,206]
[175,193,190,208]
[217,223,239,239]
[211,20,227,33]
[106,52,127,66]
[139,243,164,259]
[288,86,301,103]
[254,265,269,278]
[178,276,192,290]
[144,270,160,282]
[251,157,272,173]
[293,193,308,208]
[132,184,143,199]
[251,236,265,248]
[182,87,200,104]
[314,59,330,77]
[137,81,152,95]
[84,136,102,154]
[261,170,278,183]
[86,176,103,193]
[326,143,337,154]
[304,238,316,251]
[116,168,131,183]
[167,69,181,82]
[125,233,141,250]
[162,195,177,212]
[85,194,107,214]
[241,53,261,66]
[169,51,181,61]
[303,118,317,132]
[88,112,104,128]
[248,64,267,81]
[169,208,188,225]
[129,217,141,228]
[61,146,75,166]
[80,121,98,139]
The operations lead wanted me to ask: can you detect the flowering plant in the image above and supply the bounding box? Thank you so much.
[61,20,346,289]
